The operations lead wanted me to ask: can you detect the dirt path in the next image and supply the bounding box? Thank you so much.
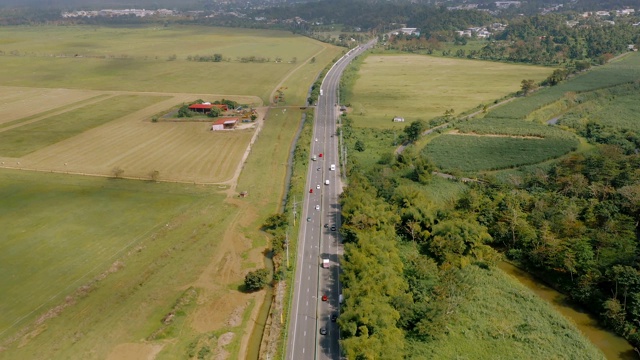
[268,44,332,106]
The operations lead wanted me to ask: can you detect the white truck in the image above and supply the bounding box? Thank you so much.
[325,179,330,185]
[322,258,330,268]
[330,164,336,171]
[320,89,323,96]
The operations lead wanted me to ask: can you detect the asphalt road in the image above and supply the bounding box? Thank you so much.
[286,39,376,360]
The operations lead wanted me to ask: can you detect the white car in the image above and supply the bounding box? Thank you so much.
[316,184,320,189]
[315,205,320,210]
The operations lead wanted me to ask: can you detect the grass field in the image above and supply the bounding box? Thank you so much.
[0,169,228,350]
[345,54,551,129]
[0,108,305,360]
[406,262,605,359]
[0,95,168,157]
[488,52,640,120]
[424,132,578,172]
[0,25,339,104]
[0,90,258,183]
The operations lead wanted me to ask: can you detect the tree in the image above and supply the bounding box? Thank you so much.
[111,166,124,179]
[354,139,365,152]
[177,104,192,118]
[310,56,316,63]
[520,79,538,95]
[404,120,425,143]
[545,69,568,86]
[244,269,270,292]
[213,53,223,62]
[148,170,159,182]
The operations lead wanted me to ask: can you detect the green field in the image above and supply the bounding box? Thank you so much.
[0,170,226,344]
[0,95,168,157]
[0,25,338,103]
[488,52,640,120]
[345,54,551,129]
[407,263,605,359]
[424,133,578,172]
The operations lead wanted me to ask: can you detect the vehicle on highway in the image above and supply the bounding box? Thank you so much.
[319,327,327,335]
[317,167,320,171]
[331,314,338,322]
[324,224,329,229]
[315,204,320,210]
[309,189,313,193]
[331,225,336,231]
[322,258,329,268]
[319,153,323,158]
[325,180,330,185]
[306,217,311,222]
[322,295,328,301]
[311,155,317,161]
[316,184,320,189]
[330,164,336,171]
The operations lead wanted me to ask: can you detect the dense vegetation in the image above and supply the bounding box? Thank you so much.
[455,145,640,348]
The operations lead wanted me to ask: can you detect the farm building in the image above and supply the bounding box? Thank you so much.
[188,103,229,114]
[393,116,405,122]
[211,117,239,131]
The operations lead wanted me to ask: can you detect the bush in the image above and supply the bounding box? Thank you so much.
[244,269,270,292]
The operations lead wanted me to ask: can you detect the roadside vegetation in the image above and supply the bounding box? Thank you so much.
[335,37,640,360]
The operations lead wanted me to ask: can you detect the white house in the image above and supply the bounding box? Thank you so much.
[393,116,405,122]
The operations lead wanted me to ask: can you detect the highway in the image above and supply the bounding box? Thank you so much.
[286,39,376,360]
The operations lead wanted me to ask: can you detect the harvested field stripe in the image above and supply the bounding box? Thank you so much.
[0,94,112,131]
[0,94,169,157]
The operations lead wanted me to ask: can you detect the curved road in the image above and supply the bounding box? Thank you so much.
[286,39,376,360]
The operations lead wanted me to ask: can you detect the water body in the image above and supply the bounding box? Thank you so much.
[499,262,637,360]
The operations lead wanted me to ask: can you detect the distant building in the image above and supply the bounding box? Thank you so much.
[400,28,420,36]
[393,116,405,122]
[188,103,228,114]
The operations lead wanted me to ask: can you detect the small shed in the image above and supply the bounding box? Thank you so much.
[211,117,239,131]
[393,116,405,122]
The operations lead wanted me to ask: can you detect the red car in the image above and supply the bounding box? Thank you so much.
[322,295,328,301]
[319,153,323,158]
[309,188,313,193]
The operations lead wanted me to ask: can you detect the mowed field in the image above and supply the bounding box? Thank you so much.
[0,25,339,359]
[348,55,552,128]
[0,89,259,183]
[0,25,335,103]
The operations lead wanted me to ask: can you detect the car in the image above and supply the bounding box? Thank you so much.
[331,226,336,231]
[306,217,311,222]
[319,327,327,335]
[317,167,320,171]
[315,205,320,210]
[324,224,329,229]
[319,153,323,158]
[331,314,338,322]
[316,184,320,189]
[309,188,313,193]
[321,295,328,301]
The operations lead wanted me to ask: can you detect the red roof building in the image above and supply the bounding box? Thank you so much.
[188,103,229,113]
[211,117,239,131]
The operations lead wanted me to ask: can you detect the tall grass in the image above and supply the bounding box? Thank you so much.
[406,263,605,360]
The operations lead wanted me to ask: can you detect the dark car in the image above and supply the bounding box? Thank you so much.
[324,224,329,229]
[331,314,338,322]
[319,327,327,335]
[330,226,336,231]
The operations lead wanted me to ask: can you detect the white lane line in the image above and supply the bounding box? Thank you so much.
[304,331,306,337]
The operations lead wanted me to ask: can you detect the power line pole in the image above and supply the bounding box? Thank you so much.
[292,195,297,227]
